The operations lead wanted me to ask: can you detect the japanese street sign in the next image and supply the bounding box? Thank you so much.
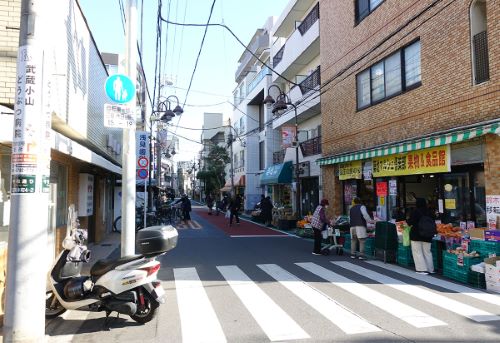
[104,74,135,104]
[136,131,150,181]
[104,103,135,128]
[137,156,149,168]
[137,169,148,179]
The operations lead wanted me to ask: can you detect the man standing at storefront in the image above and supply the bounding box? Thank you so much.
[349,197,374,260]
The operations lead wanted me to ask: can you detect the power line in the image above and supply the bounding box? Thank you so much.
[181,0,217,109]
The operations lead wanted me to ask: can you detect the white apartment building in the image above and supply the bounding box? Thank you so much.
[230,17,276,211]
[229,0,322,216]
[266,0,322,216]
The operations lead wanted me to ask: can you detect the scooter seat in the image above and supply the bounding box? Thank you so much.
[90,255,143,279]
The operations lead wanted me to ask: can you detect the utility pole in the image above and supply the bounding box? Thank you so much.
[122,0,137,257]
[4,0,51,341]
[228,118,235,196]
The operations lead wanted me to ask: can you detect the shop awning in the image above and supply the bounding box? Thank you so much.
[260,161,293,185]
[317,120,500,166]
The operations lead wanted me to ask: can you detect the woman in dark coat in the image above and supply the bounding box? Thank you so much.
[407,198,435,274]
[261,196,273,226]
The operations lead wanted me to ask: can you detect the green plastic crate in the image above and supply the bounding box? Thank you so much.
[397,244,414,266]
[469,240,500,257]
[442,251,482,269]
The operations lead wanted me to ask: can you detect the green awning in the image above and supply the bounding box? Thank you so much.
[317,121,500,166]
[260,161,293,185]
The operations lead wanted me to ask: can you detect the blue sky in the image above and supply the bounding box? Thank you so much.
[79,0,289,161]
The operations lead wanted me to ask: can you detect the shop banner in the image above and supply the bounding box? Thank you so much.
[281,126,296,148]
[372,145,450,177]
[376,181,387,196]
[339,161,362,180]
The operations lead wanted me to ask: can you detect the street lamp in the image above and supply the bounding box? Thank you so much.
[263,84,301,218]
[149,95,183,210]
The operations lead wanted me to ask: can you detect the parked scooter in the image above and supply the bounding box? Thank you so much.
[46,206,178,323]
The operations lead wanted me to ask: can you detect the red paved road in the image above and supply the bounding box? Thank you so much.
[194,208,287,237]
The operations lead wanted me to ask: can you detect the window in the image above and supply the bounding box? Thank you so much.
[356,40,421,110]
[470,0,489,84]
[355,0,384,23]
[239,150,245,168]
[404,40,421,87]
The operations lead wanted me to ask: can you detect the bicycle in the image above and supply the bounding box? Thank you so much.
[112,207,157,232]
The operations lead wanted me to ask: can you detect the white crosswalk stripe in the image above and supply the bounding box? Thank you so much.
[216,265,310,342]
[168,261,500,342]
[174,268,227,343]
[367,260,500,307]
[296,262,446,328]
[258,264,380,334]
[333,261,500,322]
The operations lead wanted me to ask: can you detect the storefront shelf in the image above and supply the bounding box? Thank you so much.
[442,251,482,268]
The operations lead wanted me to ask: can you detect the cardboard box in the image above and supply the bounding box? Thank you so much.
[468,228,485,241]
[484,256,500,293]
[484,230,500,242]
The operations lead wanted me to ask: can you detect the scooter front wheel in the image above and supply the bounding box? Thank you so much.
[130,288,159,324]
[45,290,66,319]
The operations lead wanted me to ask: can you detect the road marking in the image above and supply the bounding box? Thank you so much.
[333,262,500,322]
[174,268,227,343]
[366,260,500,308]
[229,235,289,238]
[190,220,202,229]
[258,264,380,334]
[217,265,310,341]
[297,262,446,328]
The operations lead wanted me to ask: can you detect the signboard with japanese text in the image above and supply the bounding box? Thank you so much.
[136,131,150,182]
[11,45,51,194]
[339,161,362,180]
[78,173,94,216]
[372,145,450,177]
[103,103,135,128]
[486,195,500,230]
[281,126,296,148]
[376,181,388,197]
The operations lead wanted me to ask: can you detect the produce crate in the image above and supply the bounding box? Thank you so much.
[443,267,470,284]
[442,251,482,269]
[469,240,500,257]
[364,237,375,258]
[468,270,486,289]
[397,243,414,267]
[343,234,351,251]
[295,228,314,238]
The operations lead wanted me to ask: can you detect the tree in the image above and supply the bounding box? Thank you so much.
[197,145,230,196]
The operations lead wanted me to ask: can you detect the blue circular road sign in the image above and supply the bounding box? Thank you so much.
[105,74,136,104]
[137,168,149,179]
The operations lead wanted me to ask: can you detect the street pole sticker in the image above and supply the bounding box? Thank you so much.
[103,103,135,128]
[11,45,51,194]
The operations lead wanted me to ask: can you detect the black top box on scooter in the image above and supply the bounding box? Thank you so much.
[136,225,178,256]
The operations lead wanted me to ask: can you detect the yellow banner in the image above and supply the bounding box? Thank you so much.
[372,145,450,177]
[339,161,362,180]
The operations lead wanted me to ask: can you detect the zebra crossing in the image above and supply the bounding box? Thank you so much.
[167,260,500,342]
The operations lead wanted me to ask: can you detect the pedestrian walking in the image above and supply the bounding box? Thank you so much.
[229,194,242,226]
[175,194,192,223]
[349,197,374,260]
[310,199,330,255]
[206,194,214,215]
[261,196,273,226]
[407,198,436,275]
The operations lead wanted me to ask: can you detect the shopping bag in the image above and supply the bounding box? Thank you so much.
[225,210,230,219]
[402,225,411,247]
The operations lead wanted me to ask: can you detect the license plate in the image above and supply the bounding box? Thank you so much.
[153,284,165,302]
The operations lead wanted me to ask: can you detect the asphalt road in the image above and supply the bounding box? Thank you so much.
[44,206,500,343]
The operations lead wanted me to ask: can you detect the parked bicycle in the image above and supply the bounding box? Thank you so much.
[113,206,157,232]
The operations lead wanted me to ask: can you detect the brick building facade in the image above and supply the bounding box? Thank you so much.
[318,0,499,226]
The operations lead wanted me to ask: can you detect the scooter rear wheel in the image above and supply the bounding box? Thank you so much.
[130,288,159,324]
[45,291,66,319]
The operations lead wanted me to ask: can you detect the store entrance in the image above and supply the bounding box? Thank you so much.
[442,172,470,226]
[402,175,439,219]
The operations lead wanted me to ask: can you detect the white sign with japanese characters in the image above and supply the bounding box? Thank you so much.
[103,103,136,128]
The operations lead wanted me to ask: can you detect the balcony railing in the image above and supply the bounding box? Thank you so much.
[247,66,270,95]
[273,44,285,68]
[273,149,285,165]
[299,66,321,94]
[298,3,320,36]
[300,136,321,157]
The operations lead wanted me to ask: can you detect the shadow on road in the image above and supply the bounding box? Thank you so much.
[46,315,142,336]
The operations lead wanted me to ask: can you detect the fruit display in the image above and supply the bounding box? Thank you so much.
[437,223,462,238]
[446,247,480,257]
[297,215,312,228]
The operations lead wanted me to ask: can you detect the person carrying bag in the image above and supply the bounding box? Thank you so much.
[310,199,330,256]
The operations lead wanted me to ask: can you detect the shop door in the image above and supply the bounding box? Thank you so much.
[442,173,470,225]
[301,177,319,215]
